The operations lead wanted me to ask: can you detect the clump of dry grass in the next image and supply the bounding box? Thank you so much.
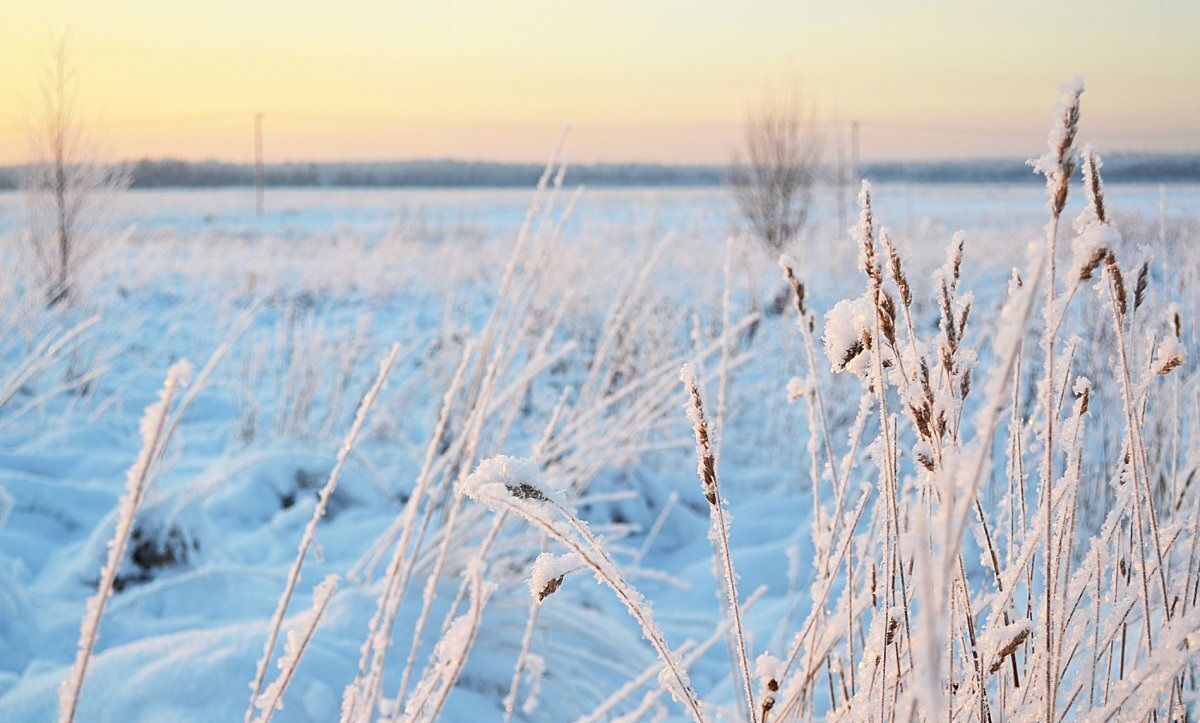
[461,455,707,722]
[454,78,1200,722]
[245,344,399,723]
[49,81,1200,723]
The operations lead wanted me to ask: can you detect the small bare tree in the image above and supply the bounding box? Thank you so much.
[728,89,823,254]
[21,36,128,307]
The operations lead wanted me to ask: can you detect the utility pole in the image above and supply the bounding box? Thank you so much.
[254,112,264,217]
[849,118,859,181]
[850,119,861,184]
[836,120,847,233]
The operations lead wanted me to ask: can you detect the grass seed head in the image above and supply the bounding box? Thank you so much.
[1105,252,1128,318]
[1134,261,1149,311]
[1082,144,1108,225]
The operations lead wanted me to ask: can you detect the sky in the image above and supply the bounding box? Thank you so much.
[0,0,1197,165]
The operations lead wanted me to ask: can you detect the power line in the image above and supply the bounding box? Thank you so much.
[272,114,1197,140]
[0,113,247,136]
[273,113,757,133]
[272,113,568,132]
[254,113,264,216]
[99,114,248,129]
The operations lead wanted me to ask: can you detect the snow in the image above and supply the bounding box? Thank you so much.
[1154,334,1186,376]
[822,294,874,378]
[1070,222,1120,282]
[528,552,579,603]
[0,179,1198,721]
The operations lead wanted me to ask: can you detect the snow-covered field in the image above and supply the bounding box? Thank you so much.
[1,174,1199,722]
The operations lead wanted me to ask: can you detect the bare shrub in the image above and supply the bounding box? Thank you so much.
[21,36,129,308]
[728,88,823,254]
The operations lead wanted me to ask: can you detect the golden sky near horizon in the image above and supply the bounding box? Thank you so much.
[0,0,1197,164]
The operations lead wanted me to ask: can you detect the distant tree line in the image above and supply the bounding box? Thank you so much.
[859,155,1200,184]
[0,154,1196,190]
[0,159,726,189]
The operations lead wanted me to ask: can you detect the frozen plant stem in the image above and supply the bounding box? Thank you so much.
[1032,76,1082,722]
[394,355,502,709]
[461,456,707,722]
[503,537,547,723]
[341,341,475,723]
[245,344,399,723]
[254,575,339,723]
[59,360,192,723]
[680,363,756,722]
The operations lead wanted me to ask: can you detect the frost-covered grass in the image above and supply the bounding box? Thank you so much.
[2,90,1200,721]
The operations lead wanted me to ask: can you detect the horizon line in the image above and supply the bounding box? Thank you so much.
[2,150,1199,171]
